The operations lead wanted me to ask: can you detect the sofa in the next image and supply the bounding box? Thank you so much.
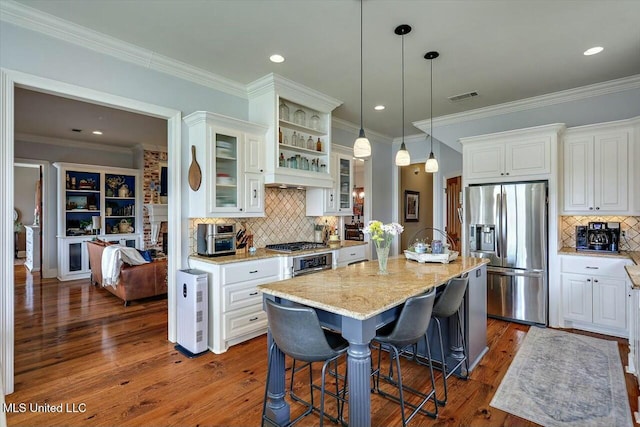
[86,240,168,305]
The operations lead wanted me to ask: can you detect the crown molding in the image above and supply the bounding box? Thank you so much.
[0,0,247,99]
[414,74,640,130]
[331,117,392,144]
[391,133,429,146]
[248,73,343,112]
[15,132,135,154]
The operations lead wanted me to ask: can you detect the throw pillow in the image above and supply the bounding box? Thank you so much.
[137,249,153,262]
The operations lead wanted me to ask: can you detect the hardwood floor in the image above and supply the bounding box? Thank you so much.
[6,265,638,426]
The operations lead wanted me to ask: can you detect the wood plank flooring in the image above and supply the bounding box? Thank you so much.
[6,265,638,426]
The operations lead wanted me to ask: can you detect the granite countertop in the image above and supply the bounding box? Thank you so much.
[190,240,368,265]
[626,266,640,289]
[258,256,489,320]
[559,247,640,288]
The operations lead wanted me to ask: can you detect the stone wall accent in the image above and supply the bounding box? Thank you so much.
[143,149,168,252]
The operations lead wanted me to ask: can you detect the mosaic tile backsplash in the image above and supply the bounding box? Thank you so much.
[189,187,339,254]
[560,216,640,251]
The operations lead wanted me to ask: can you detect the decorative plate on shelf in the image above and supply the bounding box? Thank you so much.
[404,249,458,264]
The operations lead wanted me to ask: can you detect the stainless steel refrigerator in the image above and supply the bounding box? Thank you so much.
[465,181,548,325]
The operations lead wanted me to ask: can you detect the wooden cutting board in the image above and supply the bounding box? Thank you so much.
[188,145,202,191]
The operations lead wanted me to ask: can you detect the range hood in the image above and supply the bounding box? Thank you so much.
[144,204,167,245]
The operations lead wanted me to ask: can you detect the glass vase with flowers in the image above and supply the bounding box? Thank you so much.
[363,220,404,274]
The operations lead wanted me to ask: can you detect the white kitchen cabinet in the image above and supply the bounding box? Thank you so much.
[461,124,561,183]
[244,173,264,214]
[628,287,640,420]
[560,255,631,337]
[306,147,354,216]
[57,236,93,281]
[24,225,40,272]
[247,74,342,188]
[562,124,630,214]
[189,256,282,354]
[335,244,367,268]
[185,111,268,218]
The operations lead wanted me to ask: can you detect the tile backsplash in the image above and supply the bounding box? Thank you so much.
[189,187,338,253]
[560,216,640,251]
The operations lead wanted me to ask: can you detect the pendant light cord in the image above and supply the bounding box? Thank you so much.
[359,0,364,130]
[430,57,433,152]
[401,32,405,144]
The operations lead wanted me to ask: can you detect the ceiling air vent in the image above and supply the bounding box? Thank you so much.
[448,91,479,102]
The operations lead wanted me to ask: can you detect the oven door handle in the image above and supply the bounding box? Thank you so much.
[294,266,332,277]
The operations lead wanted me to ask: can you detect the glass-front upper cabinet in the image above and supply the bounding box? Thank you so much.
[213,130,240,211]
[338,156,353,211]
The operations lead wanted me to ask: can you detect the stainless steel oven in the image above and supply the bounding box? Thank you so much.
[291,252,333,276]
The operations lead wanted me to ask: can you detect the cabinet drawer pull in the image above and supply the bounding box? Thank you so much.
[594,279,599,283]
[585,266,599,269]
[249,291,258,296]
[350,253,356,256]
[248,317,259,322]
[249,270,258,274]
[587,278,591,282]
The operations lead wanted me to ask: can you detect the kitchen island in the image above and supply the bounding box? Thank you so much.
[258,255,489,427]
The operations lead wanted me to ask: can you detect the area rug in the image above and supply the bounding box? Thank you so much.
[490,327,633,427]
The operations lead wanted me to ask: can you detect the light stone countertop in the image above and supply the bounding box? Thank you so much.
[189,240,367,265]
[559,247,640,288]
[626,266,640,289]
[258,256,489,320]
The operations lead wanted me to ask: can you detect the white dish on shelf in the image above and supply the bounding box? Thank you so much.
[404,249,458,264]
[216,177,236,185]
[216,141,232,149]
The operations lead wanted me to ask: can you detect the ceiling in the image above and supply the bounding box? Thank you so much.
[11,0,640,144]
[14,88,167,148]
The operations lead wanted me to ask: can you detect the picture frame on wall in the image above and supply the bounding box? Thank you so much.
[404,190,419,222]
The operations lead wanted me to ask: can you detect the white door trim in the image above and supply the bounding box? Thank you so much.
[1,68,182,395]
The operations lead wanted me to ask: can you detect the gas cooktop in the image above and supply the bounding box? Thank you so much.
[265,241,329,253]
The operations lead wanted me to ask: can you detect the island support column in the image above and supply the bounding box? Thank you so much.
[342,316,377,427]
[265,330,290,425]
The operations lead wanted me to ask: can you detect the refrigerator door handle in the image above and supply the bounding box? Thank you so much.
[495,193,501,259]
[501,190,507,264]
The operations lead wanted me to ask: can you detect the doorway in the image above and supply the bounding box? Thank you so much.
[399,163,434,250]
[1,69,181,394]
[445,175,462,251]
[13,161,45,272]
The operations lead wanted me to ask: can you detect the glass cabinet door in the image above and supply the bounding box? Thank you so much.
[338,156,353,211]
[213,130,240,211]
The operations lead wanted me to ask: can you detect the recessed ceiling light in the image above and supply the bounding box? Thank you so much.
[92,130,103,135]
[584,46,604,56]
[374,105,385,111]
[270,54,285,63]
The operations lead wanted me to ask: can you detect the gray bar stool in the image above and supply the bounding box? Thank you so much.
[430,275,470,406]
[262,299,348,427]
[372,288,438,426]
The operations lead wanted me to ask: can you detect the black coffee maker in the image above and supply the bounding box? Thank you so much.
[576,222,620,252]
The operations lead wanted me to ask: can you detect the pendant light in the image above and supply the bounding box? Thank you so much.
[394,24,411,167]
[353,0,371,158]
[424,51,440,173]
